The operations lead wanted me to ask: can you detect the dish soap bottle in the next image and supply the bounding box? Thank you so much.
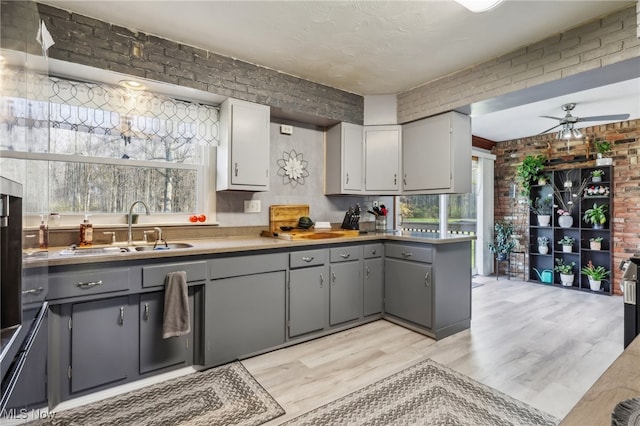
[38,215,49,249]
[80,215,93,246]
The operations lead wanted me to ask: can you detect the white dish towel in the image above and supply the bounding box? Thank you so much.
[162,271,190,339]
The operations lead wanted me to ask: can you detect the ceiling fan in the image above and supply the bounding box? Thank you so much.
[539,102,630,139]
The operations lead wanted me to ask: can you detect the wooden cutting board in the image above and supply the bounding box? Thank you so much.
[269,204,310,231]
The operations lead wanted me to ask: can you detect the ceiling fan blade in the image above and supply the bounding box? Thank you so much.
[538,123,561,135]
[577,113,630,122]
[540,115,564,120]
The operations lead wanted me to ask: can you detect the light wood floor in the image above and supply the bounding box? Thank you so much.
[242,277,624,423]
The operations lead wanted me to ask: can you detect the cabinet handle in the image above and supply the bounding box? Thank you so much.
[143,303,149,321]
[302,256,314,262]
[346,173,350,184]
[319,274,324,287]
[401,251,413,258]
[393,173,397,185]
[371,249,376,255]
[365,266,370,279]
[77,280,103,289]
[425,271,431,287]
[22,287,44,296]
[339,253,351,259]
[403,174,407,185]
[234,162,239,177]
[119,307,125,325]
[331,271,336,284]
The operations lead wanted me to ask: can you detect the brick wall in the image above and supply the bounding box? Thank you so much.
[492,119,640,294]
[398,5,640,123]
[0,1,364,124]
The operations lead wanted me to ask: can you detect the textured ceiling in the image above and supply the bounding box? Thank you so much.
[40,0,639,141]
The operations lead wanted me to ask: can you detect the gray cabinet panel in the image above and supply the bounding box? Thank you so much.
[364,243,383,259]
[210,252,287,279]
[329,262,361,325]
[330,245,362,263]
[139,292,190,374]
[289,266,327,337]
[70,296,136,393]
[205,271,285,366]
[385,243,433,263]
[385,258,432,328]
[48,267,130,300]
[364,258,384,316]
[142,261,206,288]
[289,249,325,269]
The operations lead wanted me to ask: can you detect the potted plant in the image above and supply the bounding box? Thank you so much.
[554,258,576,286]
[556,209,574,228]
[589,236,603,250]
[516,154,546,198]
[558,235,575,253]
[581,260,610,291]
[591,169,604,183]
[583,203,608,229]
[488,221,516,261]
[537,174,549,186]
[529,196,552,227]
[594,140,613,166]
[537,236,549,254]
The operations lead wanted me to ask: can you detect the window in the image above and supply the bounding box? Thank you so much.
[0,68,218,216]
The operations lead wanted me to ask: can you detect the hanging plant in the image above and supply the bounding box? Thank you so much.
[515,154,546,199]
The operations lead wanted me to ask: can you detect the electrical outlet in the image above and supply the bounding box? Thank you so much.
[244,200,261,213]
[372,200,379,208]
[280,124,293,135]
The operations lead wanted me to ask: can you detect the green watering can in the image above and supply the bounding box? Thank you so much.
[533,268,553,283]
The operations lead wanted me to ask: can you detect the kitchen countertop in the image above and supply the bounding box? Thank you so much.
[24,230,476,267]
[561,335,640,425]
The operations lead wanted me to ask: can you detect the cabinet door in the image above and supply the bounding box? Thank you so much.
[343,123,364,191]
[384,258,432,328]
[70,296,136,393]
[364,126,401,192]
[139,291,190,374]
[205,271,285,366]
[329,262,361,325]
[403,114,450,191]
[364,258,384,316]
[289,266,327,337]
[230,101,270,187]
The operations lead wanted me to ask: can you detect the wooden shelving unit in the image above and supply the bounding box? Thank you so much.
[528,165,612,295]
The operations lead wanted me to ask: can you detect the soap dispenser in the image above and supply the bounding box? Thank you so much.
[80,215,93,246]
[38,215,49,249]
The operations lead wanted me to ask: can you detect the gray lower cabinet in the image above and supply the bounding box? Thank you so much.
[384,241,471,339]
[385,258,433,328]
[205,254,287,366]
[363,244,384,316]
[289,265,328,337]
[139,291,192,374]
[329,246,363,326]
[69,296,137,394]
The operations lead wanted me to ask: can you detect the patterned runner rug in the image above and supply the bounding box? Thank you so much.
[31,362,284,426]
[283,358,559,426]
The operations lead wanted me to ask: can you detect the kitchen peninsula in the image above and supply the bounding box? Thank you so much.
[19,230,473,409]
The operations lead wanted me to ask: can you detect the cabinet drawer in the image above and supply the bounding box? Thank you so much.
[385,243,432,263]
[142,261,207,288]
[211,252,288,279]
[289,249,325,269]
[48,268,130,300]
[364,243,383,259]
[22,268,48,304]
[330,245,361,263]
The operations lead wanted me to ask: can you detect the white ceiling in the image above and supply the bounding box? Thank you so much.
[41,0,640,141]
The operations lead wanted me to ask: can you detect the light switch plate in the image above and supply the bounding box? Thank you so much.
[280,124,293,135]
[244,200,261,213]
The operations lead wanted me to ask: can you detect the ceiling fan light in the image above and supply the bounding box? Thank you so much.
[561,127,573,140]
[572,128,583,139]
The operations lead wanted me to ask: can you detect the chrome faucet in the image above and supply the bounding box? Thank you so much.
[127,200,150,245]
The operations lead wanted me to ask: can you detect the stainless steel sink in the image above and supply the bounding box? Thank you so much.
[133,243,194,251]
[59,247,129,256]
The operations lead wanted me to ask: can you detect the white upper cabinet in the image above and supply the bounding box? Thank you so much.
[402,111,471,194]
[217,98,270,191]
[364,125,402,194]
[325,122,363,194]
